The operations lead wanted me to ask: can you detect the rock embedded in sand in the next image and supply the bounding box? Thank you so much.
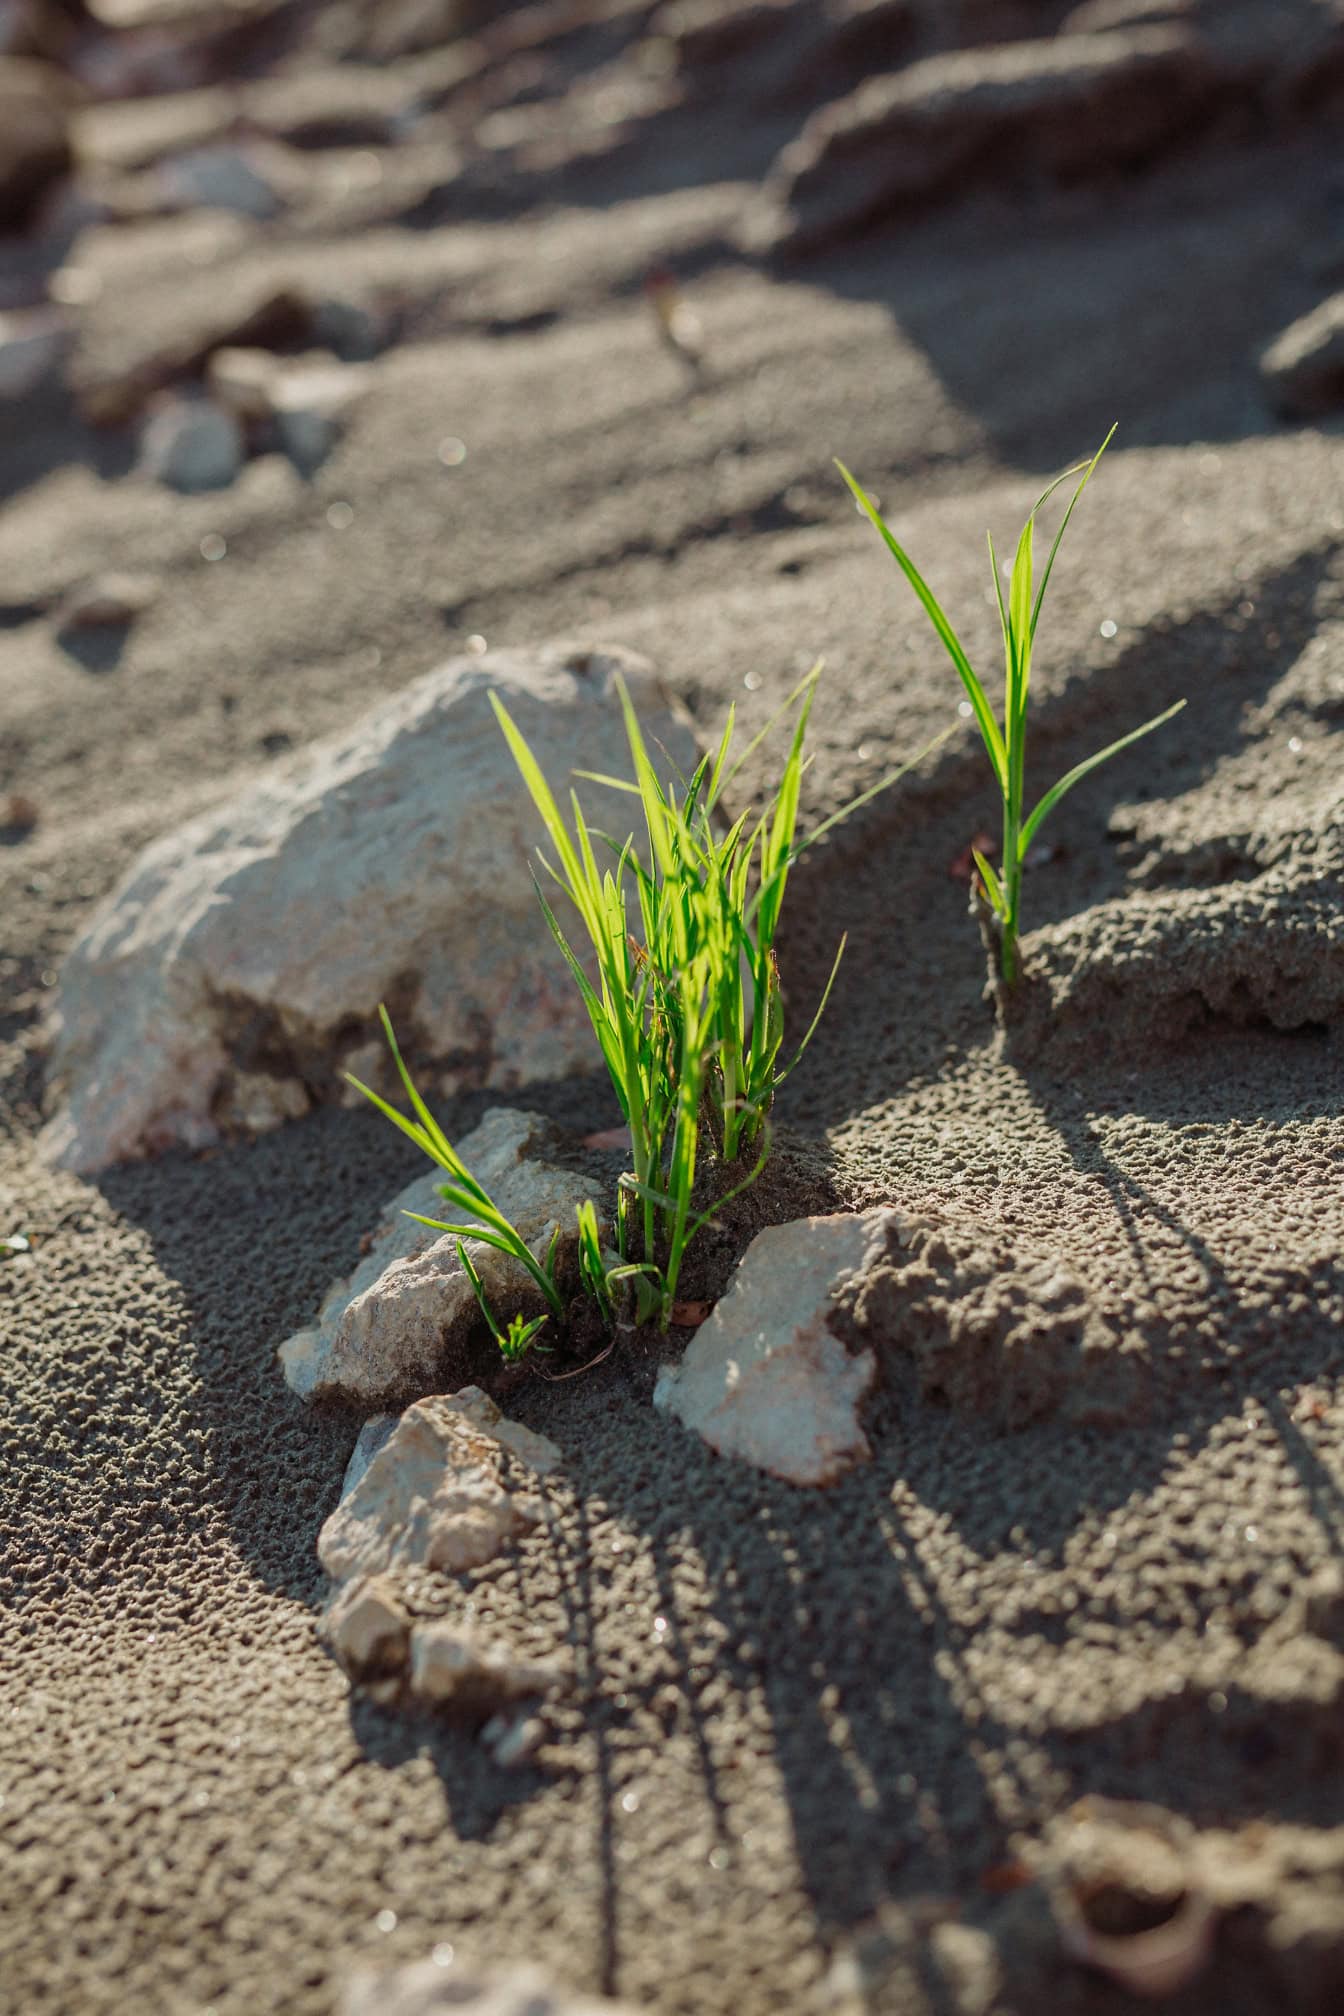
[325,1572,411,1678]
[408,1620,564,1715]
[757,28,1219,254]
[41,643,694,1173]
[0,57,71,232]
[338,1959,645,2016]
[138,393,244,493]
[1260,293,1344,419]
[654,1212,885,1485]
[317,1386,562,1591]
[279,1108,601,1406]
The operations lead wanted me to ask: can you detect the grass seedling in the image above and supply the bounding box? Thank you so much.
[457,1241,551,1362]
[837,429,1185,985]
[493,667,926,1323]
[346,1004,566,1322]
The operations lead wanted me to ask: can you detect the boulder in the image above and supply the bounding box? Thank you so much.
[41,643,695,1173]
[1260,292,1344,418]
[338,1959,645,2016]
[317,1387,562,1588]
[279,1109,599,1407]
[654,1212,884,1485]
[0,57,71,233]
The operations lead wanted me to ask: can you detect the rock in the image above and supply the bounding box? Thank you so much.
[341,1413,399,1497]
[204,343,280,421]
[758,28,1218,254]
[280,1109,598,1406]
[1260,293,1344,418]
[481,1710,545,1768]
[338,1959,645,2016]
[317,1386,562,1586]
[55,571,159,630]
[654,1212,884,1485]
[409,1620,563,1715]
[0,306,69,398]
[74,277,317,425]
[138,394,244,493]
[41,642,695,1174]
[324,1573,411,1678]
[0,57,71,233]
[270,355,371,471]
[157,142,284,219]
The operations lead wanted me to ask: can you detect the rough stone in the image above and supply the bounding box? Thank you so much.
[0,307,69,398]
[279,1108,601,1406]
[317,1386,562,1586]
[338,1959,645,2016]
[0,57,71,232]
[40,643,694,1173]
[1260,292,1344,418]
[324,1573,411,1678]
[653,1212,883,1485]
[408,1620,564,1715]
[138,394,244,493]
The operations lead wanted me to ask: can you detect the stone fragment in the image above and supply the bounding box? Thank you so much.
[279,1109,599,1406]
[41,643,694,1173]
[0,307,69,398]
[758,28,1217,254]
[481,1710,545,1768]
[338,1959,645,2016]
[409,1620,563,1715]
[270,356,371,470]
[341,1413,399,1498]
[325,1573,411,1678]
[654,1212,884,1484]
[0,57,71,232]
[139,395,244,493]
[1260,293,1344,419]
[317,1386,562,1586]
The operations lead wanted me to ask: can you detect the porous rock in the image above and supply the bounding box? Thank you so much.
[1260,293,1344,419]
[654,1212,884,1485]
[279,1108,600,1406]
[317,1386,562,1588]
[757,28,1218,254]
[41,643,694,1173]
[338,1959,645,2016]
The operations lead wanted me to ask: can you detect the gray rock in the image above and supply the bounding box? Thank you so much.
[139,395,244,493]
[654,1213,884,1485]
[409,1620,564,1715]
[279,1107,600,1406]
[157,143,284,218]
[270,356,372,471]
[338,1959,645,2016]
[341,1413,399,1498]
[1260,293,1344,419]
[0,307,69,399]
[324,1573,411,1678]
[41,643,694,1173]
[317,1386,562,1587]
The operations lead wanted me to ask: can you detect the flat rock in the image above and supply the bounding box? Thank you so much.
[1260,292,1344,418]
[654,1212,884,1485]
[280,1108,598,1406]
[338,1959,645,2016]
[41,643,694,1173]
[317,1386,562,1587]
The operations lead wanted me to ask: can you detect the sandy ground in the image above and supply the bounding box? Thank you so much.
[3,3,1344,2011]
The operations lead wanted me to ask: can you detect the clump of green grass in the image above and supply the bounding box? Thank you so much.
[838,429,1185,985]
[348,668,929,1353]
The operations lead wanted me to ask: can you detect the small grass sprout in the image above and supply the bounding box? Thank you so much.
[345,1004,565,1321]
[457,1240,552,1362]
[838,429,1186,985]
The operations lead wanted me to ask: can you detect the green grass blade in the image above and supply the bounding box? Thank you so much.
[775,932,845,1084]
[456,1239,502,1343]
[1018,699,1186,861]
[1030,425,1115,642]
[972,849,1008,918]
[836,461,1007,792]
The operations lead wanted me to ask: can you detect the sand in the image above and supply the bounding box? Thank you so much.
[2,2,1343,2011]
